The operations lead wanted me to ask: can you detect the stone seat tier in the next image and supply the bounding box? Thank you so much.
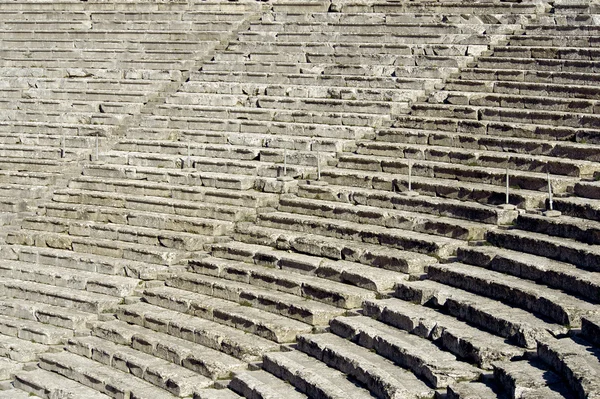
[355,139,598,177]
[173,262,346,326]
[426,262,599,327]
[410,103,600,130]
[21,215,218,252]
[0,29,231,41]
[39,351,180,398]
[296,182,519,225]
[149,101,390,127]
[115,301,280,362]
[3,76,169,91]
[200,60,458,80]
[0,296,96,332]
[91,319,248,382]
[509,35,600,48]
[538,336,600,399]
[457,245,600,303]
[88,11,252,22]
[362,298,525,369]
[581,315,600,348]
[0,1,198,12]
[51,188,257,223]
[125,127,357,154]
[344,3,544,14]
[330,315,482,389]
[321,167,548,209]
[4,87,152,103]
[0,109,127,126]
[14,368,111,399]
[91,20,240,31]
[336,152,579,192]
[112,139,335,168]
[0,65,182,81]
[394,279,567,349]
[66,335,214,397]
[525,25,600,36]
[443,78,600,100]
[0,322,47,362]
[0,100,138,119]
[446,382,504,399]
[0,275,122,315]
[0,133,107,150]
[296,332,435,399]
[0,38,219,52]
[6,229,189,267]
[0,184,46,200]
[0,257,140,297]
[262,350,376,399]
[553,196,600,222]
[1,58,196,71]
[487,228,600,272]
[256,208,463,258]
[493,359,574,399]
[376,127,600,162]
[515,212,600,245]
[456,67,600,88]
[0,145,88,161]
[7,244,169,280]
[73,172,278,208]
[191,70,436,91]
[142,285,313,343]
[475,56,600,74]
[0,48,208,63]
[192,251,376,309]
[574,180,600,200]
[491,45,600,60]
[277,194,490,240]
[0,312,74,345]
[229,370,308,399]
[139,113,375,141]
[0,120,112,138]
[207,237,430,289]
[393,114,600,145]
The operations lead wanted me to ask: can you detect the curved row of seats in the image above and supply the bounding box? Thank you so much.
[0,0,598,398]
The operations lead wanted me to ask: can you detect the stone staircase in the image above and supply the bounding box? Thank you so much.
[0,0,598,398]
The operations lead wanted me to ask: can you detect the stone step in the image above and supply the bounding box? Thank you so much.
[0,258,141,297]
[376,127,600,163]
[493,359,574,399]
[394,279,567,349]
[393,113,600,145]
[278,195,490,240]
[66,335,214,397]
[574,180,600,199]
[581,315,600,348]
[458,68,600,88]
[522,25,600,37]
[262,350,375,399]
[0,171,58,186]
[427,262,598,327]
[537,336,600,399]
[6,230,189,267]
[0,66,180,81]
[321,167,548,209]
[143,285,313,343]
[300,332,437,398]
[0,296,96,331]
[194,388,243,399]
[22,216,215,252]
[168,265,345,326]
[0,145,87,161]
[0,313,73,345]
[0,333,48,362]
[7,245,169,280]
[90,319,247,380]
[444,78,600,101]
[231,223,436,275]
[115,302,280,362]
[491,46,600,61]
[362,298,525,368]
[75,172,278,208]
[553,196,600,222]
[330,315,482,388]
[356,140,598,178]
[0,275,122,314]
[44,203,234,237]
[0,183,47,200]
[446,382,504,399]
[257,210,461,258]
[478,54,600,72]
[297,182,519,225]
[515,212,600,245]
[457,245,600,303]
[188,252,375,310]
[229,370,308,399]
[14,368,111,399]
[0,388,32,399]
[336,152,577,193]
[52,188,255,223]
[39,351,180,398]
[487,228,600,272]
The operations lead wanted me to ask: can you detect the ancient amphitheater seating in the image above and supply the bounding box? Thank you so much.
[0,0,598,398]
